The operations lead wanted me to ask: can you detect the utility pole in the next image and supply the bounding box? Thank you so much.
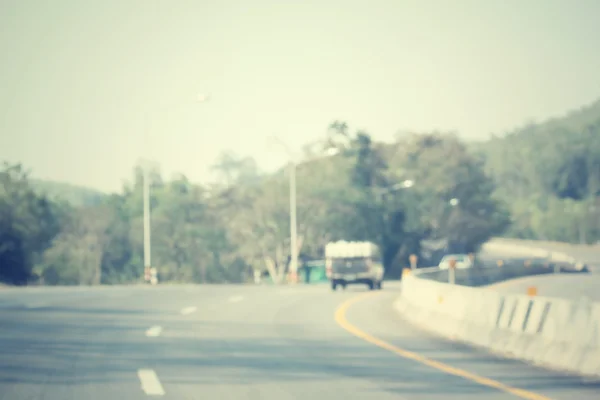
[140,92,210,284]
[267,137,339,284]
[143,163,152,282]
[289,159,298,284]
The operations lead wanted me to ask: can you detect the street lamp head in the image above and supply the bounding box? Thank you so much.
[402,179,414,188]
[325,147,340,156]
[197,93,210,103]
[450,198,459,206]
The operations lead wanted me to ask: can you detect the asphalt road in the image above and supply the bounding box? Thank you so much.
[485,238,600,273]
[484,274,600,301]
[1,283,599,399]
[477,247,599,301]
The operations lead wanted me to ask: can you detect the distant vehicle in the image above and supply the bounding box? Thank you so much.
[438,254,473,270]
[325,241,384,291]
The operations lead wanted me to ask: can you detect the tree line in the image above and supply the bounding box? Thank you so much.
[475,99,600,243]
[1,101,599,285]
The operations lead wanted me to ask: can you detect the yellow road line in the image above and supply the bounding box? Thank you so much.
[334,292,552,400]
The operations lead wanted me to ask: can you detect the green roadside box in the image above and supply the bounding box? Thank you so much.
[304,260,327,283]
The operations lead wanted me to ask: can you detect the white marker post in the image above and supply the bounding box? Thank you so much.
[448,257,456,285]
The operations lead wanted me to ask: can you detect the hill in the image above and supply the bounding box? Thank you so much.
[519,97,600,134]
[30,179,106,207]
[474,97,600,243]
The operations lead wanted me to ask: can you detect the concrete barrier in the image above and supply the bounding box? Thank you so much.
[396,270,600,377]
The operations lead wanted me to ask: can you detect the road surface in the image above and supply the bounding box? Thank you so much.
[485,238,600,272]
[478,246,599,301]
[0,283,598,399]
[484,274,600,301]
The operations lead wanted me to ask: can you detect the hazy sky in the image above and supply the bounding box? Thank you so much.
[1,0,599,193]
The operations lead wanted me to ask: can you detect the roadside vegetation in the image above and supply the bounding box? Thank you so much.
[1,99,599,285]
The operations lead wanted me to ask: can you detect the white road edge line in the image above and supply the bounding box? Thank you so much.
[137,369,165,396]
[145,325,163,337]
[180,306,197,315]
[228,295,244,303]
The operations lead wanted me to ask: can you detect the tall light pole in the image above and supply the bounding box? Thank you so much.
[375,179,415,232]
[289,157,298,284]
[268,137,339,284]
[141,93,210,283]
[142,162,152,280]
[375,180,415,273]
[267,138,298,283]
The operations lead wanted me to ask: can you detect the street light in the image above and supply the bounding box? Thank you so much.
[375,179,415,272]
[325,147,340,156]
[141,159,153,283]
[268,137,339,284]
[375,179,415,202]
[401,179,414,189]
[141,93,210,283]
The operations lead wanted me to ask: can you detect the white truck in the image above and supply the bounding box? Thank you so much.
[325,240,384,291]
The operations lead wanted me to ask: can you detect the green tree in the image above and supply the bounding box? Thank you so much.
[38,204,113,285]
[477,99,600,244]
[210,152,261,187]
[399,133,510,254]
[0,163,63,284]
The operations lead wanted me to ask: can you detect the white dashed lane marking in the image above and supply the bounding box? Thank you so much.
[180,306,197,315]
[138,369,165,396]
[228,295,244,303]
[145,325,162,337]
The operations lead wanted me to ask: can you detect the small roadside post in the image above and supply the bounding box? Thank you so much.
[409,254,418,270]
[448,257,457,285]
[150,267,158,285]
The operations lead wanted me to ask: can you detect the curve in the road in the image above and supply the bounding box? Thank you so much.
[335,292,552,400]
[484,274,600,301]
[2,283,599,399]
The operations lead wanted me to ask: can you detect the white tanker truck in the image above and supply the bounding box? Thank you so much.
[325,240,384,291]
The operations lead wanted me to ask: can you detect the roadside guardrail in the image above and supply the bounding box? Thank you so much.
[412,258,589,287]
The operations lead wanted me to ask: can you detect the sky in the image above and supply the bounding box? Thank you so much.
[1,0,599,193]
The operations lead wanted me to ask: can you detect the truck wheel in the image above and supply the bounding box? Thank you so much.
[331,281,338,291]
[367,280,375,290]
[377,281,383,290]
